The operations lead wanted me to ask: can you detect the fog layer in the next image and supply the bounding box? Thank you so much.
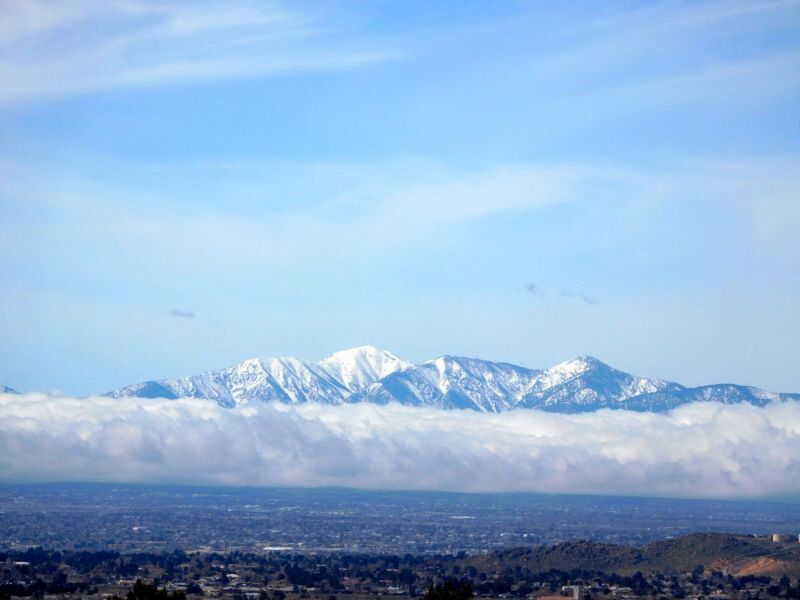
[1,394,798,497]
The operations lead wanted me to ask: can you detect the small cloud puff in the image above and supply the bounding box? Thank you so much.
[527,283,601,306]
[580,292,600,306]
[0,393,798,498]
[525,282,543,296]
[560,288,601,306]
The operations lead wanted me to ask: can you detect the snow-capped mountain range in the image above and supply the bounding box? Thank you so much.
[102,346,800,413]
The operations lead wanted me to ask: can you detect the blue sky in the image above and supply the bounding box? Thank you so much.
[1,0,799,396]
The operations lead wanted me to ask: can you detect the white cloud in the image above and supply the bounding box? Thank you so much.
[1,393,799,498]
[6,154,796,266]
[0,159,629,276]
[0,0,394,105]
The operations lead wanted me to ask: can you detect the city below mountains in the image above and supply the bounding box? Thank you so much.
[90,346,799,413]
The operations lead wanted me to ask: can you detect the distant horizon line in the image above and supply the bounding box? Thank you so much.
[1,479,799,505]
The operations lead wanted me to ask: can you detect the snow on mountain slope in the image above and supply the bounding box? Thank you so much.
[349,354,681,413]
[110,357,349,408]
[318,346,414,392]
[106,348,798,413]
[108,381,178,400]
[108,346,412,407]
[348,355,541,412]
[618,384,800,412]
[519,355,684,412]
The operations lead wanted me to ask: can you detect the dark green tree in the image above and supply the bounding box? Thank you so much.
[126,579,187,600]
[424,581,474,600]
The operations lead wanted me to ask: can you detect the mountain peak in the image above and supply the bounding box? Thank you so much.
[321,345,393,362]
[547,355,609,378]
[105,347,798,414]
[574,354,604,365]
[423,354,501,367]
[424,354,464,366]
[317,346,413,392]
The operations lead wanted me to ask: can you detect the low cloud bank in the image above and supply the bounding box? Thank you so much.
[1,394,799,498]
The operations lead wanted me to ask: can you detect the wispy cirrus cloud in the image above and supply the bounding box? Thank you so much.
[0,0,396,106]
[525,283,601,306]
[1,393,799,498]
[524,0,800,122]
[560,289,601,306]
[3,155,798,294]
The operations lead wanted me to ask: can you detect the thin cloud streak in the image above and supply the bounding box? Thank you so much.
[526,283,600,306]
[1,393,799,498]
[560,289,601,306]
[526,0,800,123]
[0,160,628,269]
[3,156,798,297]
[0,0,396,105]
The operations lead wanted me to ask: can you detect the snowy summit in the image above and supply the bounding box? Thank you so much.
[105,346,800,413]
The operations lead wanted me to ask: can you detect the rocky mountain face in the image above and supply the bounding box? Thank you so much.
[348,355,542,411]
[106,346,800,412]
[108,346,408,408]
